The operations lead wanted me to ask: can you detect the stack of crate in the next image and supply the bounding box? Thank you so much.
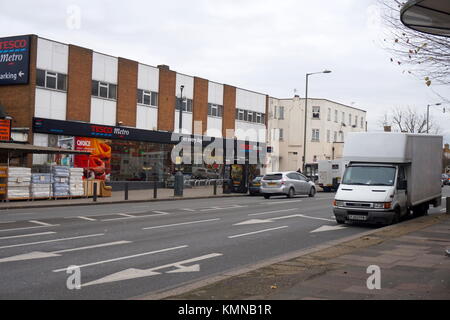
[69,168,84,196]
[52,166,70,197]
[7,167,31,199]
[31,173,53,198]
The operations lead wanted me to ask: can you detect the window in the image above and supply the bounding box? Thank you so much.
[312,129,320,142]
[92,81,117,100]
[238,109,244,121]
[176,98,193,112]
[334,131,337,142]
[340,132,345,142]
[36,69,67,91]
[247,111,253,123]
[327,108,331,121]
[208,104,223,117]
[279,128,284,141]
[137,90,158,107]
[334,110,338,123]
[312,106,320,119]
[349,114,352,126]
[278,106,284,120]
[354,116,358,127]
[342,112,345,125]
[327,130,331,143]
[256,113,262,124]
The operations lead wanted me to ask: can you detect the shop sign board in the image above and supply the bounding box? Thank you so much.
[0,119,11,141]
[0,35,31,85]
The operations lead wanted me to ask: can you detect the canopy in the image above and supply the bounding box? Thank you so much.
[400,0,450,37]
[0,142,90,155]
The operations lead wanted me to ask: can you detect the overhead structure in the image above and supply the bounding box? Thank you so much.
[400,0,450,37]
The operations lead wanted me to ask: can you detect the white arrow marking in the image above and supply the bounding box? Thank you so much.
[0,241,130,263]
[310,225,347,233]
[82,253,222,287]
[18,71,24,77]
[234,219,274,226]
[53,245,188,272]
[166,264,200,273]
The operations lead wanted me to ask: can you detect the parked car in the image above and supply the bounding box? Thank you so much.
[260,172,316,199]
[248,176,263,196]
[442,173,449,186]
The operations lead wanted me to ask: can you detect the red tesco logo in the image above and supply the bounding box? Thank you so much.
[0,39,27,50]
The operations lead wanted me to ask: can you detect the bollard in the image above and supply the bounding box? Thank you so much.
[93,182,98,202]
[125,183,129,201]
[174,171,184,197]
[153,182,157,199]
[213,180,217,195]
[447,197,449,214]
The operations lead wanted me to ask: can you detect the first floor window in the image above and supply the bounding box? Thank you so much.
[327,130,331,143]
[92,81,117,100]
[279,128,284,141]
[312,106,320,119]
[36,69,67,91]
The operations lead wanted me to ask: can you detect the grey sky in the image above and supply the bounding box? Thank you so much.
[1,0,449,142]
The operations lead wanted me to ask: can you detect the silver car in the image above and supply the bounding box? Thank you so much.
[260,172,316,199]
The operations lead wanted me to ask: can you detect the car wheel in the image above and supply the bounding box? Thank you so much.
[308,187,316,197]
[287,188,294,198]
[264,195,271,199]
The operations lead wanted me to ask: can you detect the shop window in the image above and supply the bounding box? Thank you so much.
[36,69,67,91]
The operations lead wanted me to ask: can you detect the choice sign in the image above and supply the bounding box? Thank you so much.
[0,35,31,85]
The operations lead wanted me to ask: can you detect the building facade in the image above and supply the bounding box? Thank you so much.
[0,35,267,185]
[267,96,367,173]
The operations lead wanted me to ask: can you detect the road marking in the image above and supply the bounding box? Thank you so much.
[181,208,196,212]
[29,220,54,227]
[117,213,135,218]
[0,221,16,224]
[265,200,303,205]
[236,214,318,226]
[82,253,223,287]
[143,219,220,230]
[228,226,288,239]
[0,241,130,263]
[0,233,104,250]
[297,214,335,222]
[0,225,57,233]
[200,205,246,212]
[152,211,170,215]
[77,216,97,222]
[310,225,347,233]
[53,245,189,273]
[0,231,56,240]
[248,208,298,217]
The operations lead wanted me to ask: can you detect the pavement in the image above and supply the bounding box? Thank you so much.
[0,186,448,300]
[0,186,243,210]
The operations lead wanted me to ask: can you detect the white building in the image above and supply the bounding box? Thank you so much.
[267,96,367,173]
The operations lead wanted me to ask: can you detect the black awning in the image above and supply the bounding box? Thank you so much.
[0,142,90,155]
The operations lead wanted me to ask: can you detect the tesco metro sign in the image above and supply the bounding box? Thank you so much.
[0,35,31,85]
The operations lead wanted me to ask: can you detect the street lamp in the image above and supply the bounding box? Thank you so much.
[178,85,185,133]
[302,70,332,173]
[426,102,443,133]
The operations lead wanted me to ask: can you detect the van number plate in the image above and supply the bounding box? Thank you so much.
[348,215,367,221]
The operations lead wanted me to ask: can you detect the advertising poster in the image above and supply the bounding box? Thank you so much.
[0,119,11,141]
[74,137,112,180]
[0,35,31,85]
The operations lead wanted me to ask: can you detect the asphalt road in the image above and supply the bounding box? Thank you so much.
[0,187,448,299]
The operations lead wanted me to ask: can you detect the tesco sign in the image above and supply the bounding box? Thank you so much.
[0,35,31,85]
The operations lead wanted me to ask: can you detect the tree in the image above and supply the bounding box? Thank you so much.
[378,0,450,86]
[380,106,441,134]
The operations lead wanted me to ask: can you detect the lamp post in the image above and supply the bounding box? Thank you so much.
[426,103,444,134]
[178,85,185,133]
[302,70,331,173]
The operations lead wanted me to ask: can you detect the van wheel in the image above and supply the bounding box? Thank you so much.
[309,187,316,197]
[264,195,271,199]
[287,188,295,198]
[336,217,345,224]
[391,208,401,225]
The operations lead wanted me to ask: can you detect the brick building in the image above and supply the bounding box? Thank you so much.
[0,34,267,188]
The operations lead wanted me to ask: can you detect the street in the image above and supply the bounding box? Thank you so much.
[0,187,448,300]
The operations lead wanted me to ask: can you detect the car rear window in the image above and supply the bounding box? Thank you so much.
[263,174,282,181]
